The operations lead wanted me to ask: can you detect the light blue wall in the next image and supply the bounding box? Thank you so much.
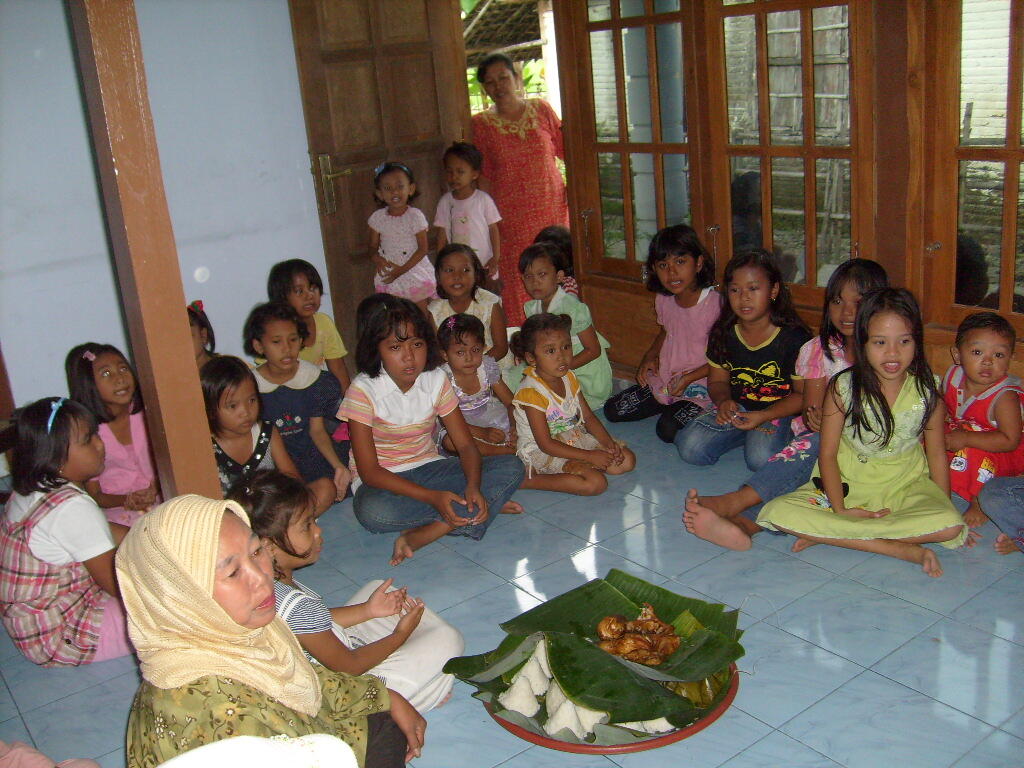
[0,0,331,404]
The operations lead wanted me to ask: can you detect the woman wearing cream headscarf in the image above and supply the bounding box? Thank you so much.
[116,494,425,768]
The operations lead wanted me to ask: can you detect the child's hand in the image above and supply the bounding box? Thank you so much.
[715,399,740,425]
[432,491,472,526]
[605,440,625,465]
[732,411,765,431]
[945,428,969,452]
[372,254,390,275]
[333,465,351,501]
[461,486,489,524]
[394,599,425,639]
[364,578,407,618]
[669,372,692,397]
[803,404,822,432]
[486,261,500,280]
[840,506,890,518]
[636,357,658,387]
[124,487,155,511]
[587,448,614,471]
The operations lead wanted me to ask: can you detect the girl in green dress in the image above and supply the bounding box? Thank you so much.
[756,288,969,576]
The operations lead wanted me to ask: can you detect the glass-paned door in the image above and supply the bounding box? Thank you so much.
[577,0,697,279]
[713,0,861,291]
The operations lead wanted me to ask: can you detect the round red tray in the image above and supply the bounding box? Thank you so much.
[484,663,740,754]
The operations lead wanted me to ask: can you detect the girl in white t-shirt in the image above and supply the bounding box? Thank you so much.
[234,470,462,713]
[368,162,435,310]
[338,294,525,566]
[433,142,502,282]
[428,243,508,362]
[0,397,133,665]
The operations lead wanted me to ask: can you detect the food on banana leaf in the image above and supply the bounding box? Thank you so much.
[596,614,626,639]
[544,692,607,739]
[597,602,678,666]
[617,717,675,734]
[496,670,542,717]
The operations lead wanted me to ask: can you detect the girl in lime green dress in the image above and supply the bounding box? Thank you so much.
[757,288,968,577]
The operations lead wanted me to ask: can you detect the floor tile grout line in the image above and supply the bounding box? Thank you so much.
[17,666,141,718]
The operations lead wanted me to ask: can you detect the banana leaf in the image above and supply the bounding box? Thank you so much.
[605,569,743,641]
[545,632,698,723]
[498,578,638,638]
[442,632,537,680]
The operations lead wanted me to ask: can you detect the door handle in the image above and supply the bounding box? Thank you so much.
[313,153,352,215]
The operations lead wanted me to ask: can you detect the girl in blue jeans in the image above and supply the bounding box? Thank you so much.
[675,250,811,472]
[683,258,890,550]
[338,294,524,566]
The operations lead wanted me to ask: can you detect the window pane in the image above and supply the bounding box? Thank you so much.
[815,158,852,286]
[621,0,646,17]
[723,0,753,5]
[590,31,619,141]
[960,0,1010,146]
[588,0,612,22]
[767,11,803,145]
[623,27,653,142]
[654,0,681,11]
[631,153,658,259]
[656,22,686,142]
[724,15,758,144]
[663,154,691,226]
[731,156,763,252]
[599,152,627,260]
[813,5,850,146]
[956,160,1004,306]
[772,157,806,283]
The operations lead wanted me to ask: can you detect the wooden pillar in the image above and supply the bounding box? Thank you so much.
[67,0,220,498]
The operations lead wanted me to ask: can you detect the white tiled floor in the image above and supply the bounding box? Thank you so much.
[1,415,1022,767]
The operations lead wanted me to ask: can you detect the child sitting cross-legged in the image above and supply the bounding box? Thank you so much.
[942,311,1024,527]
[233,470,463,713]
[512,313,635,496]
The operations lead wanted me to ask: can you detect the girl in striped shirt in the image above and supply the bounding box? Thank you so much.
[338,294,525,566]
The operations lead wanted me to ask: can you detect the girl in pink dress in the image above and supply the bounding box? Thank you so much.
[472,53,569,326]
[603,225,721,442]
[65,343,160,526]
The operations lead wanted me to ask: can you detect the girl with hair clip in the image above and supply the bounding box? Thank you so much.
[244,303,350,506]
[436,313,517,457]
[338,294,525,566]
[233,470,463,714]
[675,249,812,471]
[604,224,721,443]
[369,162,435,310]
[65,342,160,526]
[533,225,580,297]
[266,259,351,392]
[200,356,340,514]
[187,299,216,369]
[757,288,970,576]
[511,313,635,496]
[428,243,508,363]
[0,397,133,665]
[686,258,889,550]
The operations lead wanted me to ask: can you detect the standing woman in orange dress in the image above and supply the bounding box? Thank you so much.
[471,53,569,327]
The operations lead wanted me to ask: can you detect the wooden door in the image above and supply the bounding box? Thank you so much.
[289,0,469,347]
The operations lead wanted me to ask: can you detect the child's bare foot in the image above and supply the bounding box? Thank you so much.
[963,500,989,528]
[791,537,819,553]
[390,535,414,566]
[995,532,1023,555]
[917,547,943,577]
[683,489,752,551]
[563,459,593,477]
[436,690,453,708]
[501,501,524,514]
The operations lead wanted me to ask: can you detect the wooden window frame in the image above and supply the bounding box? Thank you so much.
[923,0,1024,335]
[703,0,875,314]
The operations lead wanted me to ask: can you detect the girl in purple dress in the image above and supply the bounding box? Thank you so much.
[435,314,517,457]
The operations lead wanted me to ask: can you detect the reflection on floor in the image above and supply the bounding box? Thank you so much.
[1,416,1022,768]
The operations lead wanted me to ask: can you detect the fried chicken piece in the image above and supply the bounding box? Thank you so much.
[598,634,654,656]
[621,648,665,666]
[596,615,626,640]
[624,603,674,635]
[650,633,681,657]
